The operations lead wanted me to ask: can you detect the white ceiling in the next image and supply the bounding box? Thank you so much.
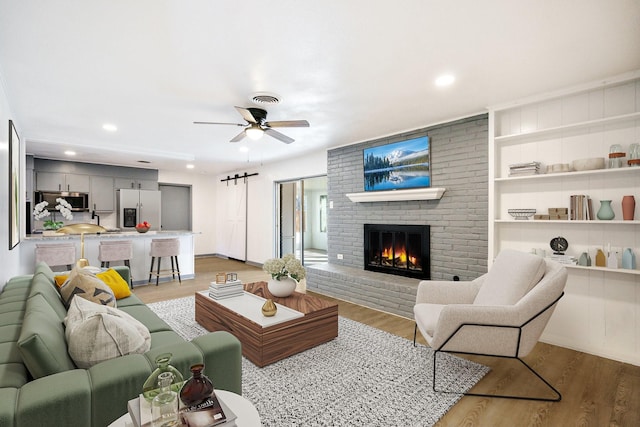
[1,1,639,175]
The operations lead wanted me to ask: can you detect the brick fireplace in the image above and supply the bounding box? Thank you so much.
[305,114,488,318]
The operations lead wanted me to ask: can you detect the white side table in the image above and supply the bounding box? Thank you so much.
[108,389,261,427]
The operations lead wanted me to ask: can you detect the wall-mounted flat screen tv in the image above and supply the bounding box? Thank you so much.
[363,135,430,192]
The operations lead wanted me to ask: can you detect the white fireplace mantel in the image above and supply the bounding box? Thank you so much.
[346,187,446,203]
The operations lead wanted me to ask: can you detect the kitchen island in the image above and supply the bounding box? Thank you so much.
[22,230,195,286]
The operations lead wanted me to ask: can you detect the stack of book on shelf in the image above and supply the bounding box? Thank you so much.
[209,279,243,300]
[508,161,541,177]
[569,194,594,220]
[548,254,577,265]
[128,390,238,427]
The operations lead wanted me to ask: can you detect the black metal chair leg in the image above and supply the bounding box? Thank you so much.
[413,324,418,347]
[124,260,132,289]
[156,257,161,286]
[174,256,181,284]
[148,257,155,284]
[171,256,176,280]
[432,350,562,402]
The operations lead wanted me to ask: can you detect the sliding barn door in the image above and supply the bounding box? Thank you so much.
[223,181,247,261]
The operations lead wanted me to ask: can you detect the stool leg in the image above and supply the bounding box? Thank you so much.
[124,260,132,289]
[101,261,105,268]
[174,256,181,284]
[170,256,175,280]
[148,257,155,284]
[156,257,161,286]
[105,261,110,268]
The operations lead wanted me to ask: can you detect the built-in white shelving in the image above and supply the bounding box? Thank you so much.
[494,166,639,182]
[495,219,640,225]
[566,264,640,276]
[494,111,640,143]
[488,71,640,366]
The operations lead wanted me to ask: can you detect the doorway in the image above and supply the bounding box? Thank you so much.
[277,175,328,266]
[159,184,192,231]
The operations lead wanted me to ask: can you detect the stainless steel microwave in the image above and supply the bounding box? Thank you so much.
[34,191,89,212]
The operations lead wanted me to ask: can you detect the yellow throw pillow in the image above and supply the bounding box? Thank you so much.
[97,269,132,299]
[55,268,131,299]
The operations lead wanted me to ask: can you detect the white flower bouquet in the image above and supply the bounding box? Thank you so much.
[263,254,306,281]
[33,198,74,230]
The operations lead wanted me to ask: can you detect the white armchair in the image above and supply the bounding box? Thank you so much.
[413,249,567,401]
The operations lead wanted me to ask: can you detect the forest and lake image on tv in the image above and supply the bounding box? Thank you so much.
[363,136,430,191]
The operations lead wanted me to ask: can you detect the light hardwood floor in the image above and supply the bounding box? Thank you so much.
[133,256,640,426]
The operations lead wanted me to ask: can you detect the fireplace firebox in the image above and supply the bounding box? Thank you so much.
[364,224,430,279]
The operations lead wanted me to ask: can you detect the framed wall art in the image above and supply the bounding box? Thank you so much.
[8,120,20,250]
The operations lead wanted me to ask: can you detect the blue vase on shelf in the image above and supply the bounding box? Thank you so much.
[622,248,636,270]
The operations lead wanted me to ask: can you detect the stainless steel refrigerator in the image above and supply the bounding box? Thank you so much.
[117,189,161,230]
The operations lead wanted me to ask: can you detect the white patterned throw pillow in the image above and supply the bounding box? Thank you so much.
[64,296,151,368]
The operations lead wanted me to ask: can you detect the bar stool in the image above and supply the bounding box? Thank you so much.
[98,240,134,288]
[148,238,181,286]
[35,243,76,271]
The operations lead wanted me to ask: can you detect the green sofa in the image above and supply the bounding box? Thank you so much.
[0,262,242,427]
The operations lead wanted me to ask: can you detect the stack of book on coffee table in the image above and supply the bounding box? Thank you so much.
[128,390,238,427]
[208,279,243,300]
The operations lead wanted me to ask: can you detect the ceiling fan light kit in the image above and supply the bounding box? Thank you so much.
[194,106,309,144]
[245,125,264,140]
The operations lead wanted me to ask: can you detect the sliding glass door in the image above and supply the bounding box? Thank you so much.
[277,175,327,266]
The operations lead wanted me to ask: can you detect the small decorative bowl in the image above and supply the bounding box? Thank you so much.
[571,157,605,171]
[135,226,150,233]
[508,209,536,220]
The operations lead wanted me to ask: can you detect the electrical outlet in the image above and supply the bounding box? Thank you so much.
[329,201,334,209]
[337,253,343,259]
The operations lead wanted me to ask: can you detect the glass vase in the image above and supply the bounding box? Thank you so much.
[179,364,214,408]
[151,372,179,427]
[142,353,185,402]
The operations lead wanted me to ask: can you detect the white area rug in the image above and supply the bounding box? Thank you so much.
[148,296,488,426]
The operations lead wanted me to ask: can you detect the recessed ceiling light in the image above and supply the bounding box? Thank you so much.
[186,164,195,169]
[239,146,250,153]
[64,150,76,156]
[102,123,118,132]
[435,74,455,87]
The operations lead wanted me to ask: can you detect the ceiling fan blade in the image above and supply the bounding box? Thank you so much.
[265,128,294,144]
[230,130,246,142]
[265,120,310,128]
[234,106,258,124]
[193,121,245,126]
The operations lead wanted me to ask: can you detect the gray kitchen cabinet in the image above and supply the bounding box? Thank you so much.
[36,171,90,192]
[114,177,158,190]
[90,175,115,211]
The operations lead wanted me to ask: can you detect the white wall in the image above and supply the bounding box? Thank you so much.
[215,149,328,265]
[158,170,217,256]
[0,75,26,289]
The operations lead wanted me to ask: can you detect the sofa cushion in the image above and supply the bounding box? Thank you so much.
[118,305,173,333]
[28,273,67,321]
[474,249,546,306]
[59,267,116,308]
[65,296,151,368]
[17,294,76,379]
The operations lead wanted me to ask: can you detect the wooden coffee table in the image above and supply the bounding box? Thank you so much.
[195,282,338,367]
